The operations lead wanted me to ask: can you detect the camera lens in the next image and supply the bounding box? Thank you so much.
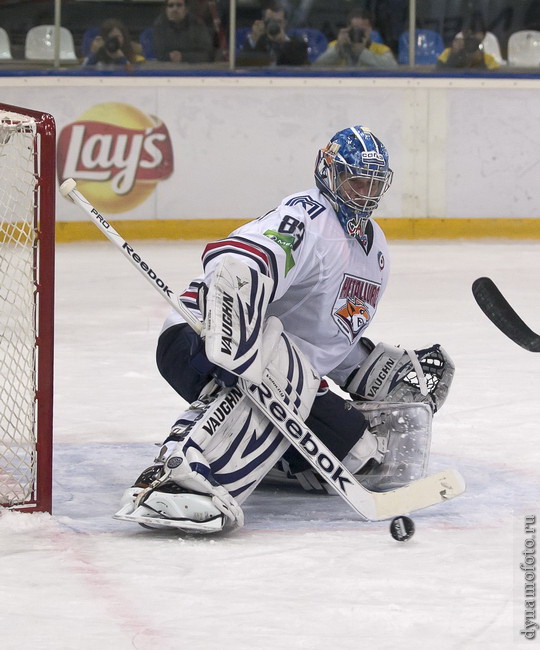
[348,28,366,43]
[463,36,481,54]
[265,20,281,38]
[105,36,121,53]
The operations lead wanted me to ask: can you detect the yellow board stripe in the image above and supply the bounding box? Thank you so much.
[377,218,540,240]
[0,222,34,244]
[54,218,540,243]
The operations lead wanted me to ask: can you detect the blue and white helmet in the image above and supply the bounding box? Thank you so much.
[315,125,393,239]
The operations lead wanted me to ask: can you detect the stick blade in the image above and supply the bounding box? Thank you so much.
[373,468,466,520]
[472,277,540,352]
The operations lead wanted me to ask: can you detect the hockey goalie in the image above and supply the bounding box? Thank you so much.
[114,125,455,533]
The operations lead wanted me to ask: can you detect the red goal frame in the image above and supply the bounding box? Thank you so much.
[0,103,55,513]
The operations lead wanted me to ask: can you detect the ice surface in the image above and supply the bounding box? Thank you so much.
[1,240,539,649]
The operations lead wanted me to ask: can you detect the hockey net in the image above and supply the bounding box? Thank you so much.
[0,104,55,512]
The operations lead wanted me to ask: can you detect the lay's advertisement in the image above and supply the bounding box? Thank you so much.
[57,103,174,214]
[44,82,320,228]
[5,76,540,237]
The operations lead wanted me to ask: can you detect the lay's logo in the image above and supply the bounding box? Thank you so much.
[58,102,174,213]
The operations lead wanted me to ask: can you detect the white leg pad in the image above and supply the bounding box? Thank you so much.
[165,330,319,503]
[115,329,320,531]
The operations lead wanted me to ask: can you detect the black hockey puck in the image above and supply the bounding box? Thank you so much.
[390,516,415,542]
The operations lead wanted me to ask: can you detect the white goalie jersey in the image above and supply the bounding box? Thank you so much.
[165,188,390,384]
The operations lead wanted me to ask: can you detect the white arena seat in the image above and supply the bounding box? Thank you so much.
[25,25,78,62]
[481,31,504,64]
[0,27,13,60]
[508,30,540,67]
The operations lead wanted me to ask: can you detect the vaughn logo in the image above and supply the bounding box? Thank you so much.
[57,102,174,213]
[201,387,243,436]
[221,292,234,354]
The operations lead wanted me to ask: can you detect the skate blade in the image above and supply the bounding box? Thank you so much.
[113,504,225,534]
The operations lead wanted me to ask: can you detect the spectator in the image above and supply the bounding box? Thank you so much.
[192,0,228,60]
[314,9,397,68]
[84,19,145,66]
[152,0,214,64]
[437,30,500,69]
[240,1,308,66]
[453,13,504,65]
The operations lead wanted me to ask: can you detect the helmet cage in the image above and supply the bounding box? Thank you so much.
[330,152,393,214]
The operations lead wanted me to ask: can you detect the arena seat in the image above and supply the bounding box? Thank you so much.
[289,28,328,62]
[0,27,12,60]
[25,25,78,61]
[398,29,444,64]
[81,26,99,58]
[139,27,156,60]
[508,30,540,67]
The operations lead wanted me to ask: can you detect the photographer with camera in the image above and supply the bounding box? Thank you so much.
[84,19,145,68]
[240,1,308,66]
[437,30,500,69]
[438,13,502,69]
[314,9,396,68]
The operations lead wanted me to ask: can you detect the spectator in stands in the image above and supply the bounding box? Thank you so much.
[152,0,214,64]
[437,29,500,69]
[192,0,228,60]
[452,13,504,65]
[240,1,308,66]
[314,9,397,68]
[84,19,145,67]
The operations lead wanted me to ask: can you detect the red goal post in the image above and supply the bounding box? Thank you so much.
[0,103,55,513]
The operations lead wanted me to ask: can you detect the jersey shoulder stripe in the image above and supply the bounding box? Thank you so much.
[233,236,279,286]
[179,280,204,319]
[203,238,269,274]
[202,236,279,301]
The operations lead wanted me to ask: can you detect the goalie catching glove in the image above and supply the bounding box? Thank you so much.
[343,340,455,413]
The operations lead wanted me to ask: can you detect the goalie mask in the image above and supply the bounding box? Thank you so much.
[315,125,393,239]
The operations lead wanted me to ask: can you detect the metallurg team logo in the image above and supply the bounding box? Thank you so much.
[57,102,174,213]
[333,273,381,342]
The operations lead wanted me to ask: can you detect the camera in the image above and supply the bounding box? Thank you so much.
[348,27,366,43]
[463,36,481,54]
[265,19,282,38]
[105,36,121,54]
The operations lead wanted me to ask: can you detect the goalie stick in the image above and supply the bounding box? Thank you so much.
[60,178,465,521]
[472,277,540,353]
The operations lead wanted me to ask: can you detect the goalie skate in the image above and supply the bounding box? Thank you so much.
[114,484,228,534]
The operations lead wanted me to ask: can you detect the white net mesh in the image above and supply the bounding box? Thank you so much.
[0,111,38,506]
